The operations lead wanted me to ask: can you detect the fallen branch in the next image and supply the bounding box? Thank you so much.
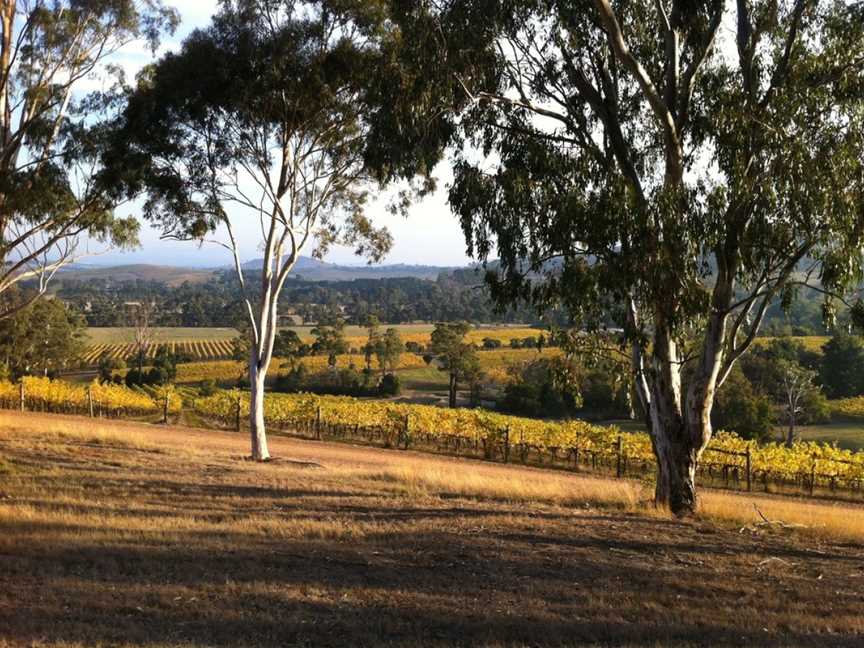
[753,504,808,530]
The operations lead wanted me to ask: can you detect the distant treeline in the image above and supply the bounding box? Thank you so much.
[54,269,560,328]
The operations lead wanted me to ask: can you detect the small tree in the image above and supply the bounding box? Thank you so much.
[109,1,393,460]
[375,328,404,377]
[97,354,125,384]
[430,322,479,408]
[128,302,153,377]
[0,294,85,377]
[311,322,349,370]
[273,330,306,368]
[820,335,864,399]
[363,315,381,378]
[779,360,818,447]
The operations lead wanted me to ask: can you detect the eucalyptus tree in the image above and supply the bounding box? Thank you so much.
[106,0,392,460]
[0,0,176,318]
[370,0,864,514]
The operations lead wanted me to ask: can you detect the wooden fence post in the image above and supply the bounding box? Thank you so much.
[616,434,623,478]
[18,381,24,412]
[315,406,322,440]
[88,386,95,418]
[745,445,752,492]
[810,455,817,496]
[235,395,242,433]
[403,414,410,450]
[503,426,510,463]
[162,394,170,424]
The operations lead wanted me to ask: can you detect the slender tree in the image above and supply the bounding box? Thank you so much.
[106,1,392,460]
[375,327,404,377]
[371,0,864,514]
[779,360,817,447]
[0,0,176,318]
[430,322,478,408]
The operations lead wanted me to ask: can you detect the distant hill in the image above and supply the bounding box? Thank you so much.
[53,257,458,287]
[238,256,456,281]
[56,264,216,287]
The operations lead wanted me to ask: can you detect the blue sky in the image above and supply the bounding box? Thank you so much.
[92,1,471,268]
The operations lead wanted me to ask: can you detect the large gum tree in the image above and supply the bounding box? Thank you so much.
[369,0,864,514]
[105,0,392,460]
[0,0,177,317]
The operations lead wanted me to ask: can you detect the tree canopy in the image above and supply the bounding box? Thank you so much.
[0,0,177,317]
[370,0,864,514]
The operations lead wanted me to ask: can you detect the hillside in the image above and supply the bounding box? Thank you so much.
[56,263,216,287]
[1,411,863,647]
[240,256,457,281]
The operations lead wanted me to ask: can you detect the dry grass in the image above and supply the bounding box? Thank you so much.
[1,411,864,647]
[701,491,864,543]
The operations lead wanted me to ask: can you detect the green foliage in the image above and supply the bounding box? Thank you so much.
[712,367,776,442]
[820,335,864,399]
[430,322,483,407]
[311,322,349,368]
[499,357,583,419]
[0,0,178,317]
[0,296,85,378]
[273,330,309,363]
[378,373,401,397]
[98,354,126,384]
[375,328,404,375]
[125,345,177,387]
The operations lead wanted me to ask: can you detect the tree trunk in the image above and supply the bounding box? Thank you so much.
[646,323,719,517]
[249,360,270,461]
[786,413,796,447]
[652,419,699,516]
[449,374,457,408]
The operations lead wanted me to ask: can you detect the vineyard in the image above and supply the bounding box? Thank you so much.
[171,349,545,385]
[82,339,237,365]
[0,377,182,418]
[191,389,864,498]
[2,374,864,499]
[80,325,548,368]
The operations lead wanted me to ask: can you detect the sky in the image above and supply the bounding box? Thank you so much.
[90,0,471,268]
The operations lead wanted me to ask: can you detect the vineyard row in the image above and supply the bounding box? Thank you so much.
[4,376,864,501]
[192,390,864,498]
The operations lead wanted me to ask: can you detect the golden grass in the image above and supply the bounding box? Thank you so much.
[355,461,645,510]
[700,490,864,543]
[3,410,864,647]
[0,412,164,453]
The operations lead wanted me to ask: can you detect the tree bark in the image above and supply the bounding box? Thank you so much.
[449,374,457,408]
[786,413,796,448]
[646,316,723,517]
[249,359,270,461]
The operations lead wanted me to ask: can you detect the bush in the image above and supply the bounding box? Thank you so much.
[198,379,218,397]
[498,358,581,418]
[712,367,775,441]
[378,373,401,396]
[820,334,864,398]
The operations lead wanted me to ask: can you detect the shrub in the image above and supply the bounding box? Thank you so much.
[378,373,401,396]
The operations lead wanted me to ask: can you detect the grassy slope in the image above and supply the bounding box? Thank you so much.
[797,422,864,451]
[1,411,863,647]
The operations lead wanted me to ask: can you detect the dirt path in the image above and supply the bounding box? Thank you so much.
[0,411,863,647]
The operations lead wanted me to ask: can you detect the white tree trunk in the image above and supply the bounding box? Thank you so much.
[249,357,270,461]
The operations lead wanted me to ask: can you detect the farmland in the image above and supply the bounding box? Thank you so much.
[1,411,863,647]
[80,324,546,367]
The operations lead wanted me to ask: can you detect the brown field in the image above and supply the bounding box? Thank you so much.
[1,411,863,647]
